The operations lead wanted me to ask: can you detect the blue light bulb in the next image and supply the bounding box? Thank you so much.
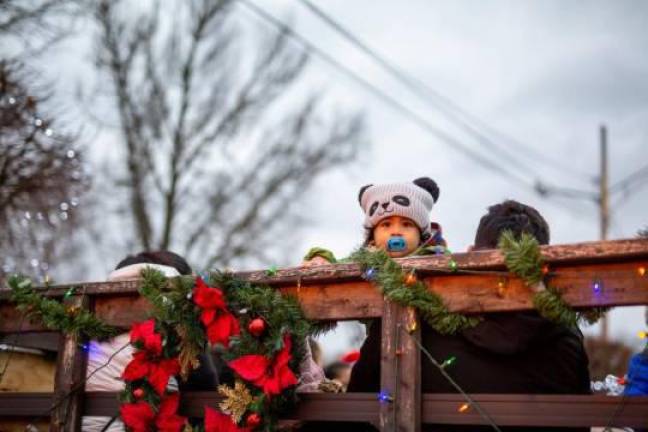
[377,390,393,403]
[364,268,377,280]
[593,280,602,294]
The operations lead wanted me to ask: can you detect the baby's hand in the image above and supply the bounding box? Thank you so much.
[301,256,331,267]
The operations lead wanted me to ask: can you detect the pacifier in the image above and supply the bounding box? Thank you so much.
[387,236,407,252]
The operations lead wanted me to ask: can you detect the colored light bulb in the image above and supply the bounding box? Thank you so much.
[377,390,393,403]
[441,356,456,369]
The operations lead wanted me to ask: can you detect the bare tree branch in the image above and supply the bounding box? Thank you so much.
[0,61,89,281]
[89,0,366,268]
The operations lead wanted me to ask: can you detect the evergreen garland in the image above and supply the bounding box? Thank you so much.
[532,288,579,328]
[498,230,608,327]
[497,230,544,286]
[7,275,119,340]
[214,271,311,364]
[350,248,481,335]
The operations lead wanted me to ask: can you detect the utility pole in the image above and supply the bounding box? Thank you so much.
[534,124,611,339]
[599,125,610,340]
[535,124,648,342]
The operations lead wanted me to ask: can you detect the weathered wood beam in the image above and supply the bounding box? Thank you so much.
[50,295,87,432]
[2,392,647,428]
[2,260,646,332]
[2,238,646,296]
[1,239,647,332]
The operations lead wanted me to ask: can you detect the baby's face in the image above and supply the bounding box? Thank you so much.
[371,216,421,257]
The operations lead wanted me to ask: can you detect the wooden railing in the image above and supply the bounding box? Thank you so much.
[1,238,648,431]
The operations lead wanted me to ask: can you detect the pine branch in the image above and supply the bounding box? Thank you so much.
[350,248,481,335]
[7,275,119,340]
[498,230,544,286]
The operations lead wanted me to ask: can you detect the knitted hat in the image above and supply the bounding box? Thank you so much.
[358,177,440,242]
[108,263,180,281]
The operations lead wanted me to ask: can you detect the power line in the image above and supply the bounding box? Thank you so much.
[235,0,537,190]
[294,0,592,181]
[610,162,648,193]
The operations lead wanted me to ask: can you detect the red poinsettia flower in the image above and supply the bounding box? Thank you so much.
[205,406,251,432]
[129,319,163,356]
[155,393,187,432]
[193,277,240,347]
[228,335,298,396]
[122,352,180,395]
[120,400,155,432]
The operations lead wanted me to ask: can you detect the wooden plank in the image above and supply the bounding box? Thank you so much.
[93,295,151,329]
[0,393,52,416]
[77,393,648,427]
[396,306,421,432]
[424,261,648,313]
[1,240,646,333]
[0,304,49,332]
[1,238,646,301]
[379,301,397,431]
[50,295,88,432]
[421,394,648,428]
[3,261,647,332]
[361,302,423,431]
[4,392,648,428]
[279,282,381,319]
[237,238,648,285]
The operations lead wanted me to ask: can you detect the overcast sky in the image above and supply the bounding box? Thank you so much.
[245,0,648,348]
[12,0,647,352]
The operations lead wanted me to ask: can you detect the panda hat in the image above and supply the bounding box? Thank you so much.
[358,177,440,243]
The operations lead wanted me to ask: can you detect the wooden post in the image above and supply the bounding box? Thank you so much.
[50,295,88,432]
[398,306,421,432]
[380,301,421,432]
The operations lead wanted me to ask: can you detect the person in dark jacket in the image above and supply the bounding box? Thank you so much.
[345,200,591,432]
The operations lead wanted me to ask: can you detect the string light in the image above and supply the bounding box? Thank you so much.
[458,403,470,413]
[63,287,76,299]
[265,265,278,276]
[497,279,506,296]
[448,259,458,272]
[542,264,550,275]
[592,280,602,294]
[638,331,647,339]
[377,390,394,403]
[638,266,646,277]
[440,356,456,369]
[364,267,377,280]
[404,271,417,286]
[406,320,417,334]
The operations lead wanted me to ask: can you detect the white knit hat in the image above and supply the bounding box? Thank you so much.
[108,263,180,281]
[358,177,440,241]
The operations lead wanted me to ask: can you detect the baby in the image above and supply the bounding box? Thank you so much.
[304,176,446,266]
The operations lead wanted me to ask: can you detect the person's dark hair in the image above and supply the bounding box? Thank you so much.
[115,250,192,275]
[324,361,351,381]
[474,200,550,249]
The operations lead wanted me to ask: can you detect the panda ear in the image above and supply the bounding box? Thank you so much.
[358,184,373,206]
[413,177,439,202]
